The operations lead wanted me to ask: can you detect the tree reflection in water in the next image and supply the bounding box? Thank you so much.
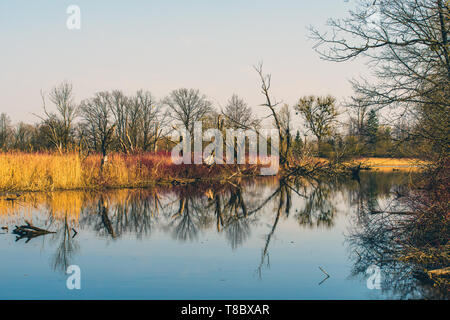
[346,172,447,299]
[51,215,79,273]
[1,171,442,298]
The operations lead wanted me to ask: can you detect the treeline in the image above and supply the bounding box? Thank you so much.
[293,95,430,160]
[0,80,429,161]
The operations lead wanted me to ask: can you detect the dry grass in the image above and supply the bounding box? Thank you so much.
[0,152,427,192]
[355,157,428,167]
[336,157,428,172]
[0,152,86,192]
[309,157,427,172]
[0,152,263,192]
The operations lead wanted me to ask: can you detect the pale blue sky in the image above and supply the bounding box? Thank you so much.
[0,0,364,123]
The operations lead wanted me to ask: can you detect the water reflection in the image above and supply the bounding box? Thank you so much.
[51,216,79,274]
[1,171,442,299]
[294,180,335,228]
[346,188,447,299]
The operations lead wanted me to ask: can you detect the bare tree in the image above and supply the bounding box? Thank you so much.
[275,104,294,161]
[133,90,169,152]
[254,63,288,166]
[296,95,339,156]
[80,92,116,168]
[0,113,11,151]
[222,94,259,130]
[109,90,131,153]
[12,122,35,151]
[346,96,371,138]
[124,93,142,154]
[36,81,78,154]
[163,88,213,135]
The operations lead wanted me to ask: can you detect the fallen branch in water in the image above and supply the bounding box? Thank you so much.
[13,220,55,243]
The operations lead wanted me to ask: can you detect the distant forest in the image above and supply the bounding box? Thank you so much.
[0,80,431,160]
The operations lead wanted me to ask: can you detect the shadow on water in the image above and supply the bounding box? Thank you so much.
[0,171,444,299]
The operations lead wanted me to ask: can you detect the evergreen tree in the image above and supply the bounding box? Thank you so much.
[294,130,303,153]
[365,109,379,150]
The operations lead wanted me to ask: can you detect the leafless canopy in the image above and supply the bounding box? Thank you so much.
[80,91,116,159]
[222,94,259,130]
[36,81,78,153]
[163,88,213,135]
[309,0,449,156]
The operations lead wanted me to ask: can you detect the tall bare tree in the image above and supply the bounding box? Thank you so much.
[12,122,35,151]
[254,63,288,166]
[163,88,213,135]
[346,96,371,138]
[80,92,116,168]
[37,81,78,154]
[133,90,169,152]
[109,90,131,153]
[277,104,293,160]
[222,94,259,130]
[0,113,11,151]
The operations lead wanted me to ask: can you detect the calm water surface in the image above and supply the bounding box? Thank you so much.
[0,172,435,299]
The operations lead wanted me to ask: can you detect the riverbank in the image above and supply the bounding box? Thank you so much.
[0,152,263,192]
[350,157,429,170]
[0,152,426,192]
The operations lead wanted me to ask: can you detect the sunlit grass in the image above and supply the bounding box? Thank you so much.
[0,152,265,192]
[353,157,429,171]
[0,152,85,192]
[0,152,426,192]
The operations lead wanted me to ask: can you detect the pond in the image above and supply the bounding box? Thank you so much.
[0,171,438,299]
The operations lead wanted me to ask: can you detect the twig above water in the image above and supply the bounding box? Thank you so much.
[319,266,330,277]
[318,266,330,285]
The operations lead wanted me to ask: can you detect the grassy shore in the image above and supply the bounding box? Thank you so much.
[0,152,263,192]
[0,152,426,192]
[352,157,429,169]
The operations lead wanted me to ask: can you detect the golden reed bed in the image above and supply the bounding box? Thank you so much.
[0,152,425,192]
[350,157,429,172]
[0,152,261,192]
[0,152,177,192]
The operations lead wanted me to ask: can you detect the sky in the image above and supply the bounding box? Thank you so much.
[0,0,365,125]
